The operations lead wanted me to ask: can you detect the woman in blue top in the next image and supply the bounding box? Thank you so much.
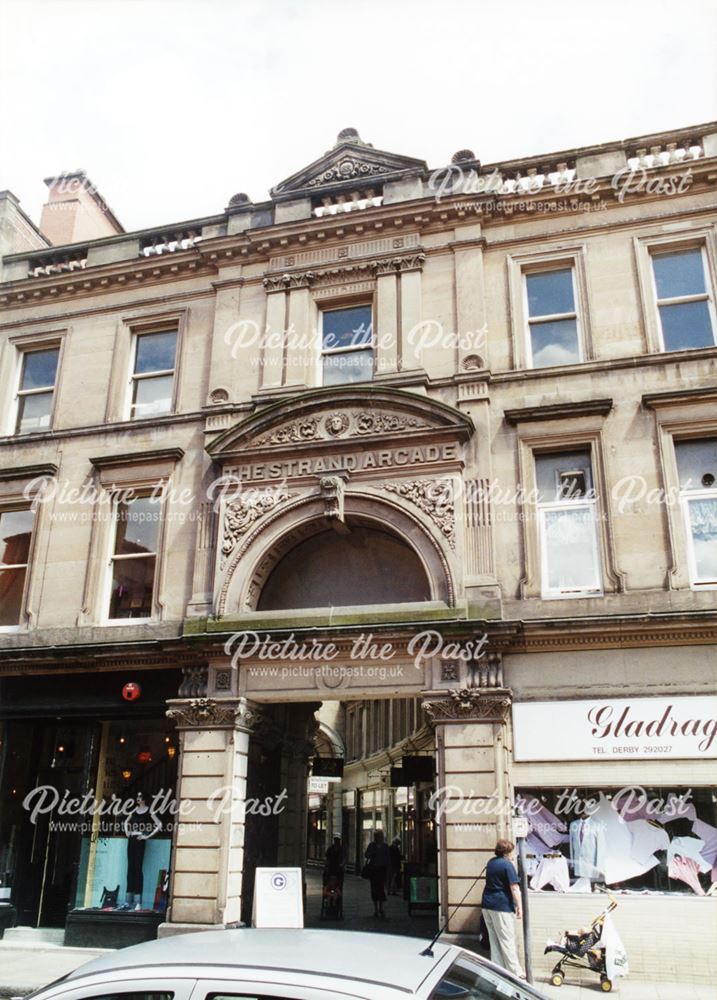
[481,839,524,979]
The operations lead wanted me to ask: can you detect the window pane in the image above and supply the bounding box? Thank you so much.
[20,348,59,390]
[687,498,717,581]
[15,391,54,433]
[132,375,174,418]
[114,498,160,555]
[529,318,580,368]
[543,508,600,592]
[0,567,27,626]
[109,555,156,619]
[653,249,706,299]
[658,301,714,351]
[322,306,372,350]
[322,348,374,386]
[676,439,717,491]
[526,268,574,317]
[0,510,34,566]
[536,450,593,502]
[134,331,177,374]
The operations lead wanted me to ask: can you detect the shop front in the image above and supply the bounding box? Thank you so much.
[509,690,717,983]
[0,667,181,944]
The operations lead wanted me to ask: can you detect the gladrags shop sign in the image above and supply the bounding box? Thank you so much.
[512,696,717,761]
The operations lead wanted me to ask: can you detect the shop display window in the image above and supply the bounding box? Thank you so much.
[72,720,178,914]
[516,786,717,896]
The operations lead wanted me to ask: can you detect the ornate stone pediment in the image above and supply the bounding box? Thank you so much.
[206,386,473,465]
[271,129,426,197]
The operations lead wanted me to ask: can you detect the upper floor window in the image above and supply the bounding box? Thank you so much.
[129,330,177,419]
[524,268,581,368]
[14,347,59,434]
[675,438,717,588]
[651,248,716,352]
[536,449,602,597]
[320,305,373,386]
[0,508,34,628]
[106,495,161,621]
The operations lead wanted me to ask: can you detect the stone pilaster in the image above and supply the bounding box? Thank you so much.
[423,687,512,934]
[162,696,261,931]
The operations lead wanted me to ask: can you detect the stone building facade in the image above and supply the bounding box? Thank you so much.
[0,123,716,979]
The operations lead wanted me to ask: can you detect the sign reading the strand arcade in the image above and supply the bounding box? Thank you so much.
[513,696,717,761]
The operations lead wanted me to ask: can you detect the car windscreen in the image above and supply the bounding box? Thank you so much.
[429,957,543,999]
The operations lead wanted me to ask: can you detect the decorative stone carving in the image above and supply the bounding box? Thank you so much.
[263,271,315,293]
[178,665,208,698]
[423,688,511,723]
[306,158,390,188]
[324,413,350,436]
[253,410,429,448]
[222,490,291,566]
[167,697,261,730]
[208,387,230,404]
[320,475,346,524]
[215,669,231,691]
[383,479,455,549]
[353,412,427,435]
[470,652,504,688]
[441,661,459,681]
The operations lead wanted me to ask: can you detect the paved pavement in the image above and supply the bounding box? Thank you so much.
[0,872,713,999]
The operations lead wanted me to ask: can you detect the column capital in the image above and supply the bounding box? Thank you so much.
[166,696,262,732]
[422,686,512,724]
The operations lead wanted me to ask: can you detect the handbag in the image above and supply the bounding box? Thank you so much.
[360,862,372,879]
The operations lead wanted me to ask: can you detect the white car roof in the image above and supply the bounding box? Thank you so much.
[66,928,455,993]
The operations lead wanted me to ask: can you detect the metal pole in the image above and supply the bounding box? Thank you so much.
[517,836,534,985]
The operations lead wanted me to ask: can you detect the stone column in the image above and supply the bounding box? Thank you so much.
[398,255,425,371]
[276,704,320,867]
[260,278,288,389]
[375,265,399,376]
[423,686,512,935]
[160,696,261,934]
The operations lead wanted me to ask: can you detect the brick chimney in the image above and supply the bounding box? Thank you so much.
[39,171,124,246]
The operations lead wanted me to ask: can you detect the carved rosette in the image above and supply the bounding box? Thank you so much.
[384,479,455,549]
[423,688,512,723]
[221,490,291,567]
[166,697,261,730]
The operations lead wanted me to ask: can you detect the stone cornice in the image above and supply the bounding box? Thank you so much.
[504,398,613,425]
[642,386,717,409]
[0,249,217,307]
[89,448,185,470]
[261,253,426,293]
[0,462,58,483]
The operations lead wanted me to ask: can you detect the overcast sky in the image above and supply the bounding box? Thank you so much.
[1,0,716,234]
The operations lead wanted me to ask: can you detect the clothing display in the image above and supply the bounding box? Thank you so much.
[668,855,706,896]
[519,795,568,848]
[566,877,592,893]
[692,819,717,867]
[667,836,711,874]
[569,816,605,879]
[626,819,669,869]
[519,786,717,897]
[530,855,570,893]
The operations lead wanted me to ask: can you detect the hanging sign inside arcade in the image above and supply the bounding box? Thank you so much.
[512,695,717,761]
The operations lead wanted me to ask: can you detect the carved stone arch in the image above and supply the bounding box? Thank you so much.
[217,489,457,615]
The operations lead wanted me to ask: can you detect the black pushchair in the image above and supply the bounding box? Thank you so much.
[544,899,619,992]
[320,871,343,920]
